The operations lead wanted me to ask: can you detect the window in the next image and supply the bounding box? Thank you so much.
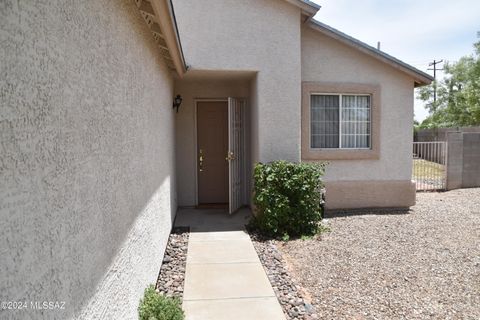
[301,82,380,160]
[311,94,371,149]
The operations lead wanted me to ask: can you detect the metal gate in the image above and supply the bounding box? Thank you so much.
[412,142,447,191]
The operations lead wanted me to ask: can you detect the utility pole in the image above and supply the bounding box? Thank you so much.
[428,59,444,109]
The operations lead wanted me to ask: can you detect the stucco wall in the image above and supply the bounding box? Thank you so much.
[174,77,250,206]
[172,0,302,163]
[301,26,415,182]
[1,1,175,319]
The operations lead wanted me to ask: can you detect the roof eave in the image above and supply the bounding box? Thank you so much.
[150,0,188,77]
[308,20,433,87]
[284,0,320,17]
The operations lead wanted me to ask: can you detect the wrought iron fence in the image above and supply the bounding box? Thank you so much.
[412,142,447,191]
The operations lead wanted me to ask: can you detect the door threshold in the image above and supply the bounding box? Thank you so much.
[196,203,228,210]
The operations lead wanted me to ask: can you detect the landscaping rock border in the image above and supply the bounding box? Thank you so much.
[155,227,189,301]
[250,233,319,320]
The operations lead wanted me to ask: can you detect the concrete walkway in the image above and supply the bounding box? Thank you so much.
[175,208,286,320]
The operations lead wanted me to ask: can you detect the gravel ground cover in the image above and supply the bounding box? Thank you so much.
[277,189,480,319]
[251,233,320,320]
[155,227,189,301]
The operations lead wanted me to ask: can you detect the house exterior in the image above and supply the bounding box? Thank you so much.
[172,0,432,210]
[0,0,432,319]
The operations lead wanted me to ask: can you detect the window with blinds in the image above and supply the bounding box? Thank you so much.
[311,94,371,149]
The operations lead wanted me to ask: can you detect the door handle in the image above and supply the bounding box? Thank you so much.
[199,149,204,172]
[225,151,235,161]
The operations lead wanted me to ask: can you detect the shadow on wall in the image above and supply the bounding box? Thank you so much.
[0,0,176,319]
[324,208,411,218]
[76,176,176,319]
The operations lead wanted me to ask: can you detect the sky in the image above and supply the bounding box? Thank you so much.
[309,0,480,122]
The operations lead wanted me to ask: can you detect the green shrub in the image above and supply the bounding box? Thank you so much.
[138,285,184,320]
[251,160,326,238]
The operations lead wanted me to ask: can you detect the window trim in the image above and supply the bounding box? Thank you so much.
[302,82,381,160]
[310,93,372,150]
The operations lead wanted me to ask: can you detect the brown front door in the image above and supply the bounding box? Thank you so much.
[197,101,228,205]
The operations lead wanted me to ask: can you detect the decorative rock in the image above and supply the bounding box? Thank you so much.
[155,227,189,301]
[304,303,314,314]
[276,189,480,319]
[294,298,303,306]
[250,232,320,320]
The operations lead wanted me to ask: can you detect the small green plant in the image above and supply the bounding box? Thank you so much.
[251,160,326,239]
[138,285,184,320]
[300,234,314,241]
[317,224,331,234]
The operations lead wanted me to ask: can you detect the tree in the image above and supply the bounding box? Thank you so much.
[417,40,480,128]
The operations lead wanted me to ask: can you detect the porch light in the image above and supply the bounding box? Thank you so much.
[173,94,183,113]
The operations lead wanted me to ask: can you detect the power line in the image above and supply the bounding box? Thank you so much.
[427,59,444,108]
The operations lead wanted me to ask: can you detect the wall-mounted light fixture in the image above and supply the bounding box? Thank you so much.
[172,94,183,113]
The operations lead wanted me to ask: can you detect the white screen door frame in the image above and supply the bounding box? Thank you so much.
[227,97,246,214]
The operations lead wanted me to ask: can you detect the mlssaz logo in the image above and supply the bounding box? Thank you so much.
[30,301,66,310]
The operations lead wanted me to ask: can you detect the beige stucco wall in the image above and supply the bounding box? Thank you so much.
[172,0,302,163]
[301,26,416,208]
[174,77,250,206]
[171,0,415,209]
[1,1,175,319]
[301,26,415,182]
